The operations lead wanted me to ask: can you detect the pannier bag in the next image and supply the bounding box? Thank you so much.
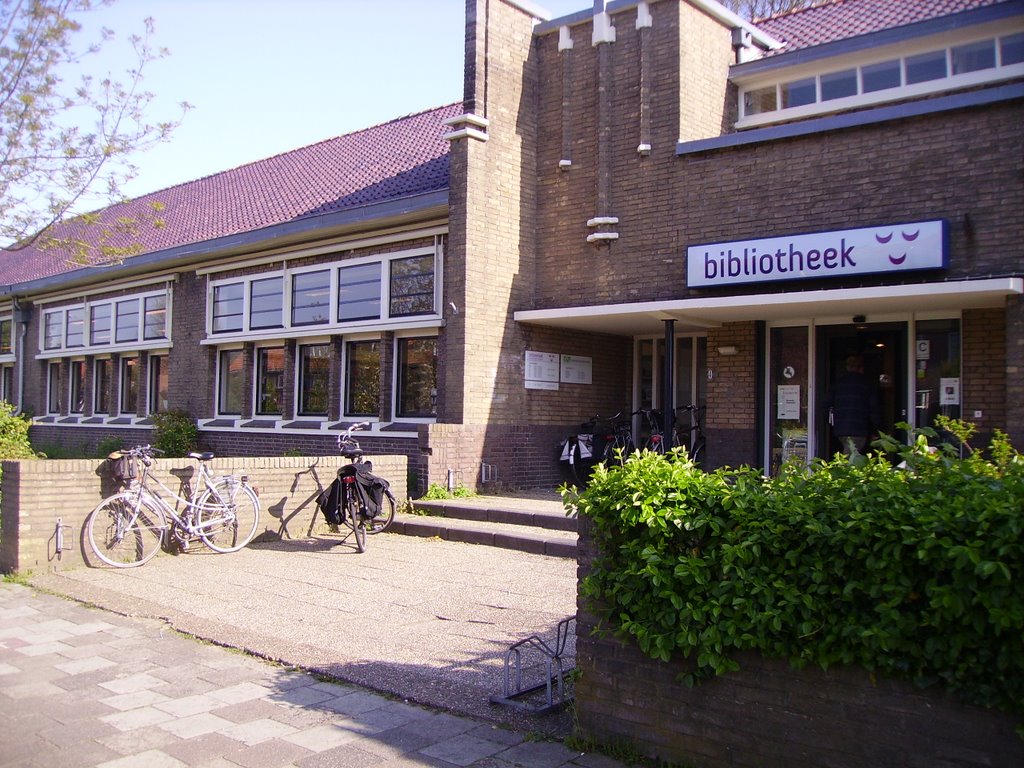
[108,453,138,485]
[317,464,390,524]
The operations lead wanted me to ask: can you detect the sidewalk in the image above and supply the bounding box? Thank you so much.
[5,530,629,767]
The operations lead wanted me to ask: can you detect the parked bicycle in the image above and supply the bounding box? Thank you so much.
[316,422,396,553]
[85,446,261,568]
[635,408,666,454]
[674,404,707,465]
[559,412,634,487]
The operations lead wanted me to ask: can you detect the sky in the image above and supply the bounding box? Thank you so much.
[76,0,588,201]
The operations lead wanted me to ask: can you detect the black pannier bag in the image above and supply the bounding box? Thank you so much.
[317,464,390,524]
[316,479,345,525]
[108,453,137,485]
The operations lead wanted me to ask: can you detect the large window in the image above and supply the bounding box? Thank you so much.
[66,308,85,348]
[44,311,62,350]
[250,277,284,330]
[90,304,111,345]
[149,355,169,414]
[143,295,167,340]
[338,263,381,322]
[396,337,436,418]
[345,341,380,417]
[0,318,11,355]
[47,362,61,414]
[291,270,331,326]
[213,283,244,333]
[69,360,86,413]
[120,357,139,414]
[218,349,245,416]
[115,300,140,343]
[94,358,113,414]
[208,246,439,337]
[255,347,285,416]
[389,255,435,317]
[298,344,330,416]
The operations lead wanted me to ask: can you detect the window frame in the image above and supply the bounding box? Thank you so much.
[736,30,1024,128]
[148,354,169,415]
[69,359,86,414]
[254,346,286,417]
[296,342,331,418]
[0,317,13,358]
[36,287,171,357]
[119,356,139,415]
[344,339,382,418]
[46,361,62,415]
[216,347,246,417]
[94,357,113,415]
[394,335,438,421]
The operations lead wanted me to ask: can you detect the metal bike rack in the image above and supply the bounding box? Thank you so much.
[490,616,576,714]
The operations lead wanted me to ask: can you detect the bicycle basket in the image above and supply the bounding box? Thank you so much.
[109,454,138,484]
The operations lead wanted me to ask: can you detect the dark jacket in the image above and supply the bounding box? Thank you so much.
[826,371,880,437]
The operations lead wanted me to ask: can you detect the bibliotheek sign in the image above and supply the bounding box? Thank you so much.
[686,220,948,288]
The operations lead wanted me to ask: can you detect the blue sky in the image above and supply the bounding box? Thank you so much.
[79,0,586,200]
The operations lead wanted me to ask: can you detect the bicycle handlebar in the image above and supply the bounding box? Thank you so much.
[337,421,371,454]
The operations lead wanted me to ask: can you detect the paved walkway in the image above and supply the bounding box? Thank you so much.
[5,528,626,767]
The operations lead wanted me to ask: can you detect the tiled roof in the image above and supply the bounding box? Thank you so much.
[755,0,1010,54]
[0,102,461,287]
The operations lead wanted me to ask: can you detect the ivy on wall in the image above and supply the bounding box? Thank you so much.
[566,420,1023,719]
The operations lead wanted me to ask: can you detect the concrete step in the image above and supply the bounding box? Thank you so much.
[387,495,577,558]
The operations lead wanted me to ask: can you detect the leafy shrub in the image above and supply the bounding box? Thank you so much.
[151,410,198,457]
[0,401,36,459]
[420,483,476,500]
[566,421,1024,718]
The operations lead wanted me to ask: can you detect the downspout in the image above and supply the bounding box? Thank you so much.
[12,296,28,416]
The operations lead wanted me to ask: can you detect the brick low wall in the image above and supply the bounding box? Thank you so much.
[574,518,1024,767]
[0,454,407,574]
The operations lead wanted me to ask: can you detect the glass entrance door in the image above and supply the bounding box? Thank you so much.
[816,323,907,459]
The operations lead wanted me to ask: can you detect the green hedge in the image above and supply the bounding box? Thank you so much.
[566,421,1024,718]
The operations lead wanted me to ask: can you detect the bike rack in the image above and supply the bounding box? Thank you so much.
[490,616,576,714]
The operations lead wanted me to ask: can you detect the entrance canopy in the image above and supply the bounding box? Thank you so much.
[514,278,1023,336]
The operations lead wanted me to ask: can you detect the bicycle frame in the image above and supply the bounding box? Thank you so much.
[127,459,238,537]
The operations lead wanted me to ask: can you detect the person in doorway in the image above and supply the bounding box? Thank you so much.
[825,355,880,455]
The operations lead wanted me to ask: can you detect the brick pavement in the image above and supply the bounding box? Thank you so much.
[0,582,628,768]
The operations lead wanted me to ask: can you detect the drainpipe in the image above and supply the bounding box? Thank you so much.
[12,297,29,415]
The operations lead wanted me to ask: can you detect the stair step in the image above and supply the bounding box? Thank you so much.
[388,513,577,559]
[411,497,574,532]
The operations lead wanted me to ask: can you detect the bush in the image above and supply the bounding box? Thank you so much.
[0,401,36,459]
[566,421,1024,718]
[151,410,198,457]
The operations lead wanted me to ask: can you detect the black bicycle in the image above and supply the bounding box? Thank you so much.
[317,422,396,552]
[558,412,634,487]
[674,405,707,465]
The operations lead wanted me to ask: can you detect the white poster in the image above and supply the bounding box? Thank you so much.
[940,378,960,406]
[525,351,559,389]
[777,384,801,420]
[560,355,593,385]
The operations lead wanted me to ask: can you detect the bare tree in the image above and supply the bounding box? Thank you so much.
[0,0,188,256]
[720,0,813,22]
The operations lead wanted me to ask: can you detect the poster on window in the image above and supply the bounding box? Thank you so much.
[776,384,801,420]
[940,378,960,406]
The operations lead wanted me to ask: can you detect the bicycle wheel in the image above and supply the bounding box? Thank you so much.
[366,491,396,534]
[347,498,367,553]
[86,492,165,568]
[690,440,705,467]
[196,479,261,553]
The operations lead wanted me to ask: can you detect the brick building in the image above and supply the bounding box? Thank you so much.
[1,0,1022,493]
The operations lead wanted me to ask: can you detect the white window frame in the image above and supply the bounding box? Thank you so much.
[215,346,246,418]
[342,334,383,420]
[0,316,14,361]
[736,27,1024,129]
[295,338,331,420]
[46,361,61,415]
[392,331,438,424]
[93,356,113,415]
[253,344,286,417]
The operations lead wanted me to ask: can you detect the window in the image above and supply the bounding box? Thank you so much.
[69,360,86,413]
[66,308,85,348]
[94,359,112,414]
[291,270,330,326]
[250,277,284,330]
[338,263,382,322]
[0,365,12,403]
[345,341,380,417]
[255,347,285,416]
[905,50,947,85]
[149,355,169,414]
[143,295,167,340]
[390,255,435,317]
[0,319,11,355]
[90,304,111,345]
[44,311,62,350]
[781,76,816,108]
[115,300,140,343]
[298,344,330,416]
[47,362,61,414]
[1003,32,1024,65]
[213,283,244,333]
[861,59,901,92]
[397,337,436,418]
[820,68,857,101]
[952,39,995,74]
[120,357,139,414]
[743,85,777,116]
[218,349,245,415]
